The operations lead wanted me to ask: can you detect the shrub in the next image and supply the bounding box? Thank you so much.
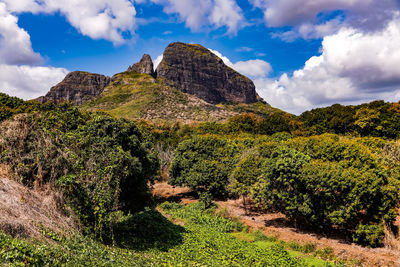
[0,105,159,240]
[251,146,311,215]
[169,135,243,197]
[251,137,398,246]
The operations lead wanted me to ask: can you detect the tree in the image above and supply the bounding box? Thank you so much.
[169,135,242,198]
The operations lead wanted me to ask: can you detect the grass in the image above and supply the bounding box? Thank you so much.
[0,201,347,266]
[230,231,344,267]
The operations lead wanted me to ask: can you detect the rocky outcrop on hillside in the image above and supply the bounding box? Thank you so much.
[37,71,110,105]
[156,42,259,104]
[128,54,155,77]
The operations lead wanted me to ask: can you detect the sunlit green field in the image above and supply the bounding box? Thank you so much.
[0,202,345,266]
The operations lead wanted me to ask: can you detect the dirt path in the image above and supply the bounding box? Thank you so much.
[152,182,400,267]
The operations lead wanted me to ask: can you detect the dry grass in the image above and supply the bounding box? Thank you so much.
[151,182,191,199]
[0,177,77,239]
[383,225,400,250]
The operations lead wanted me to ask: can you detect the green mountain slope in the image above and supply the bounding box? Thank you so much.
[82,71,280,123]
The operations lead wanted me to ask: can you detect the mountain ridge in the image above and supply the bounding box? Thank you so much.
[37,42,273,122]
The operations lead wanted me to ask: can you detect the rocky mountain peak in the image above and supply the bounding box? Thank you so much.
[156,42,259,104]
[36,71,110,105]
[128,54,155,77]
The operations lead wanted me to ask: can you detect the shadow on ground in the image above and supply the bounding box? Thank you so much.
[112,209,186,251]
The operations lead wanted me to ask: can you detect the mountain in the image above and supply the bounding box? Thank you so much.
[38,42,276,123]
[156,42,259,104]
[36,71,110,105]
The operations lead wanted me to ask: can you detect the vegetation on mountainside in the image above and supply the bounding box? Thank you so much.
[82,71,278,123]
[0,100,159,240]
[82,72,236,122]
[0,92,40,121]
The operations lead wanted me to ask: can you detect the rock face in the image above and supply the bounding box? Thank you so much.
[37,71,110,105]
[156,42,258,104]
[128,54,155,76]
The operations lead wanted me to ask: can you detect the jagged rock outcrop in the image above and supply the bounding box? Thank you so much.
[156,42,258,104]
[128,54,155,77]
[37,71,110,105]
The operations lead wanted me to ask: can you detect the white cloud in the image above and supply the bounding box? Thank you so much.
[153,54,163,70]
[250,0,399,41]
[0,64,69,100]
[208,49,271,78]
[0,3,41,65]
[209,0,245,34]
[256,19,400,114]
[272,18,343,42]
[3,0,137,45]
[235,47,253,52]
[231,60,271,78]
[0,2,70,99]
[150,0,245,34]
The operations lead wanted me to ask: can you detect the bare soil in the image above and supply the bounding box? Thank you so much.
[152,182,400,267]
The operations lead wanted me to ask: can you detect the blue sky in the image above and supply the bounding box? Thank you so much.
[1,0,400,114]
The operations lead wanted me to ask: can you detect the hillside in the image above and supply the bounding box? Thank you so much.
[82,71,278,123]
[38,42,279,123]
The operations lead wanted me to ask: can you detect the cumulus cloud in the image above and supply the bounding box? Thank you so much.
[150,0,245,34]
[3,0,137,44]
[208,49,271,78]
[209,0,245,34]
[231,60,271,78]
[0,64,69,100]
[0,3,41,65]
[0,3,69,99]
[256,19,400,114]
[250,0,399,41]
[153,54,163,70]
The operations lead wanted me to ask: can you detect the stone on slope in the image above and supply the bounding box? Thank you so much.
[156,42,258,104]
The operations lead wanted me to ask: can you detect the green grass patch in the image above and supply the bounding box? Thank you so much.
[0,202,349,266]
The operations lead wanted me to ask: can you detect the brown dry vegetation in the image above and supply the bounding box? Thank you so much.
[0,174,76,240]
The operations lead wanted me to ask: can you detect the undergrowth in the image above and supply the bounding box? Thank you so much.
[0,202,341,266]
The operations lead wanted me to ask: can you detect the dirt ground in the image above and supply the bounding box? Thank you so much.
[152,182,400,267]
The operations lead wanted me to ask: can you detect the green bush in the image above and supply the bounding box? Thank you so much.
[229,149,264,211]
[250,137,398,246]
[171,133,399,247]
[169,135,243,197]
[0,105,159,240]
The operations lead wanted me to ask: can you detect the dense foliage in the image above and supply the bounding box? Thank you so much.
[170,134,400,246]
[0,93,40,121]
[169,135,245,198]
[300,100,400,138]
[139,100,400,146]
[0,101,159,239]
[1,93,400,250]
